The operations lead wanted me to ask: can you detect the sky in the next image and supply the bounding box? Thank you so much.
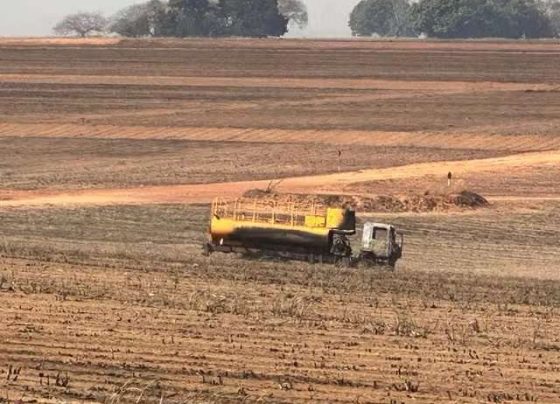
[0,0,361,38]
[288,0,360,38]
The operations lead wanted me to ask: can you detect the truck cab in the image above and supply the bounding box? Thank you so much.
[359,222,403,269]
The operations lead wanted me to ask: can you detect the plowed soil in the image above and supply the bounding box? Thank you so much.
[1,38,560,403]
[1,149,558,207]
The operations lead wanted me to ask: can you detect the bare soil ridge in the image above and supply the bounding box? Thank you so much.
[3,74,557,92]
[2,123,560,152]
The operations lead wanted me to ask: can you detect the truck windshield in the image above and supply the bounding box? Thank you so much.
[374,228,387,240]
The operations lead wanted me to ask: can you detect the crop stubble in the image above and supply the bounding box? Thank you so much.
[1,38,560,403]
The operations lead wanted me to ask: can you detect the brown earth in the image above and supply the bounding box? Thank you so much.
[0,137,502,191]
[1,204,560,403]
[1,149,558,207]
[349,163,560,199]
[243,189,489,212]
[2,38,560,135]
[3,124,560,152]
[1,38,560,403]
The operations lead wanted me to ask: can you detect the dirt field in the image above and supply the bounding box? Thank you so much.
[0,137,501,191]
[1,38,560,403]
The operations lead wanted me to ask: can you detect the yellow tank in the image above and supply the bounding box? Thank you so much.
[207,198,356,255]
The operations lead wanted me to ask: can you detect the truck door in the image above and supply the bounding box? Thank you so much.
[363,223,390,258]
[372,226,389,258]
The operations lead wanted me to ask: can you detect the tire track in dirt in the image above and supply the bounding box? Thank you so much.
[1,123,558,152]
[2,150,560,208]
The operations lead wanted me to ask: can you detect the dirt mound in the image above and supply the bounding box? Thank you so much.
[242,189,488,213]
[452,190,489,207]
[243,189,348,206]
[395,190,488,212]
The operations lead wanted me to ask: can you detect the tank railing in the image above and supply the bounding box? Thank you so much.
[212,198,328,217]
[212,198,328,228]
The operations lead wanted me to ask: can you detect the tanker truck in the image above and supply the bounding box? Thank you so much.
[203,198,403,269]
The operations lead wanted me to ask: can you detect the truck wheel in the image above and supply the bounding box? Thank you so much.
[308,254,316,264]
[357,253,375,268]
[202,243,212,257]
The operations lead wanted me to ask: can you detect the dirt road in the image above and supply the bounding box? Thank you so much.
[2,150,559,208]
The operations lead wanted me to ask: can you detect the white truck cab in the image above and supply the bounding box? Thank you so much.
[360,222,404,268]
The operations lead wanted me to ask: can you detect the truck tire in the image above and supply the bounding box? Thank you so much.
[202,243,212,257]
[335,256,352,268]
[308,253,316,264]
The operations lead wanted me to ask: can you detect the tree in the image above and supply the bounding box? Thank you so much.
[109,0,167,37]
[412,0,503,38]
[110,0,290,38]
[278,0,308,29]
[500,0,554,38]
[349,0,415,37]
[164,0,225,37]
[540,0,560,37]
[53,12,108,37]
[539,0,560,36]
[411,0,554,38]
[219,0,288,37]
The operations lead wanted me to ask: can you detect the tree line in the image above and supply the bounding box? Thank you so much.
[54,0,560,39]
[54,0,307,38]
[350,0,560,38]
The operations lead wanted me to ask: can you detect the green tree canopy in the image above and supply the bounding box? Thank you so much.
[411,0,554,38]
[165,0,224,36]
[218,0,288,37]
[541,0,560,36]
[110,0,167,37]
[349,0,415,37]
[108,0,290,38]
